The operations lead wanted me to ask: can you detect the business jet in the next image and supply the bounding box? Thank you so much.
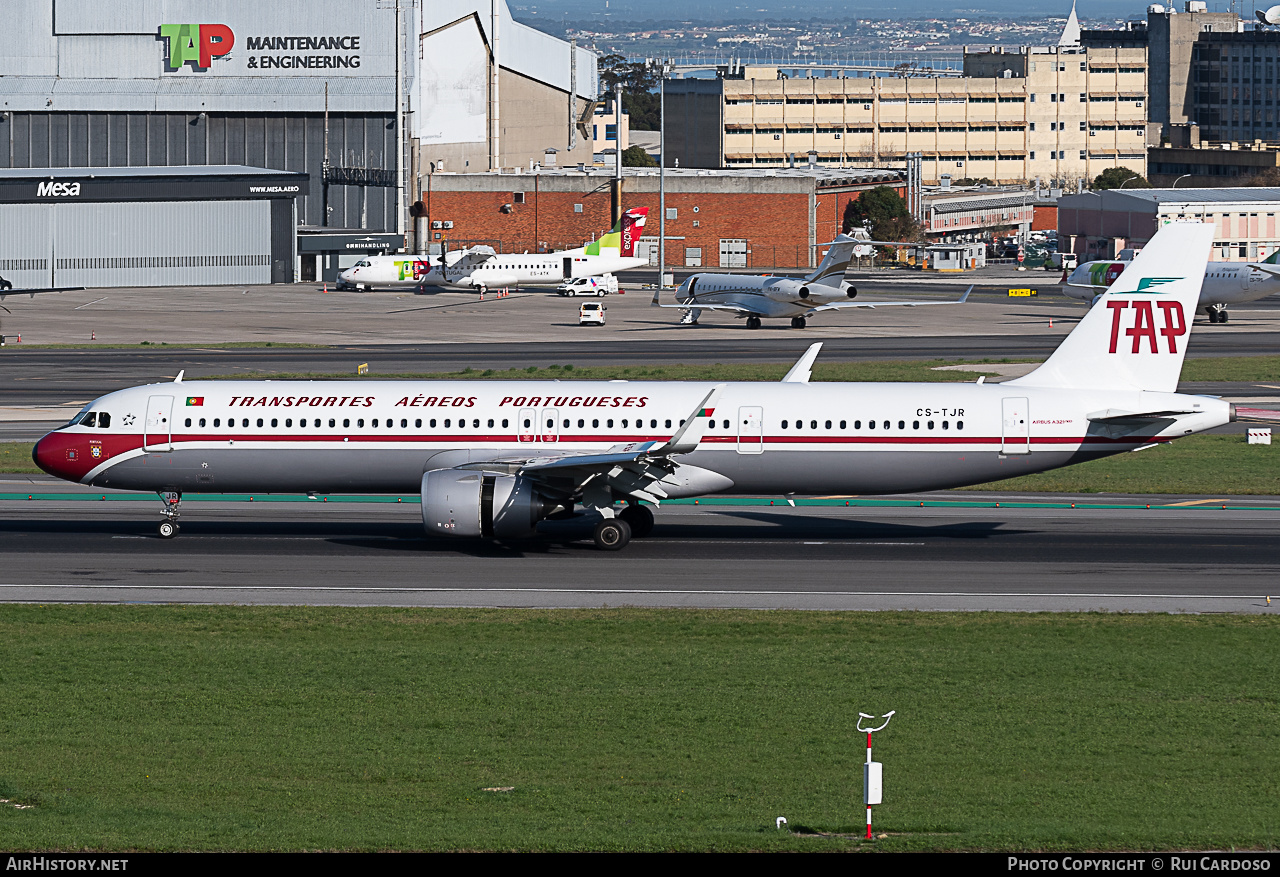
[32,223,1280,550]
[651,232,969,328]
[337,208,649,294]
[1063,248,1280,323]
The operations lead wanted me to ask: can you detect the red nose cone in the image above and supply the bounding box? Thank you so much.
[32,431,96,482]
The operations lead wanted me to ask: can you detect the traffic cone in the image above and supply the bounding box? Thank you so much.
[91,331,95,340]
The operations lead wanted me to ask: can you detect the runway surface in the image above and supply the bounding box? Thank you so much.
[2,490,1276,613]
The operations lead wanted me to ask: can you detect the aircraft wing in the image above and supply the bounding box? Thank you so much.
[652,301,769,316]
[459,385,728,506]
[0,286,85,300]
[805,285,971,315]
[1087,408,1199,423]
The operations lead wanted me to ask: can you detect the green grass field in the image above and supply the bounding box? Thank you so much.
[0,607,1275,852]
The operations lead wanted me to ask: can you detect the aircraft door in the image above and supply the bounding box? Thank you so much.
[540,408,559,443]
[1001,397,1030,455]
[144,395,174,452]
[518,408,536,443]
[737,406,764,454]
[563,257,573,280]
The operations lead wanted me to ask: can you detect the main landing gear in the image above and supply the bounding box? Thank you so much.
[157,490,181,538]
[745,316,762,330]
[1207,304,1230,324]
[790,316,808,329]
[591,504,655,550]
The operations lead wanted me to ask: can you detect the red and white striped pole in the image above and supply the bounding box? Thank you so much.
[858,711,895,841]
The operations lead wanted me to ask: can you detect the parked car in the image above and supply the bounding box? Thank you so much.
[579,301,606,325]
[557,275,617,296]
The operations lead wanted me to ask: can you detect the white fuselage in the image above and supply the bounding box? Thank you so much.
[339,253,647,291]
[675,274,850,318]
[1064,260,1280,308]
[35,379,1230,497]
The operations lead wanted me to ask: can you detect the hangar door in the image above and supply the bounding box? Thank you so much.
[55,201,271,288]
[0,205,54,289]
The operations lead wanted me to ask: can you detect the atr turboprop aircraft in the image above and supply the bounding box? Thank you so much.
[33,223,1280,550]
[1063,248,1280,323]
[652,231,968,328]
[337,208,649,293]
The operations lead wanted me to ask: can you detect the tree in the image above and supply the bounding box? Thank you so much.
[1092,167,1151,190]
[842,187,922,252]
[1245,167,1280,186]
[598,53,661,131]
[621,145,657,167]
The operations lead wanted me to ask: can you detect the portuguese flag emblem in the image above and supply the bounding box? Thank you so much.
[697,407,715,417]
[185,397,204,406]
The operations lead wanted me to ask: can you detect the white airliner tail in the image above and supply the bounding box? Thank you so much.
[803,234,859,287]
[1007,222,1215,393]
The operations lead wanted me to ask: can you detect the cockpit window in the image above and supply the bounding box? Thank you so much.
[81,412,98,428]
[98,413,111,428]
[356,260,371,267]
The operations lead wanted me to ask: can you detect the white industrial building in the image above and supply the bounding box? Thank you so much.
[0,0,598,269]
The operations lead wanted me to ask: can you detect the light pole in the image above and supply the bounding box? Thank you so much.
[658,61,670,292]
[1173,173,1192,188]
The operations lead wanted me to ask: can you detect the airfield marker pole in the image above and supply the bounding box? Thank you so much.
[857,711,895,841]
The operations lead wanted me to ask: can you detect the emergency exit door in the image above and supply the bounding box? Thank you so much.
[144,395,174,452]
[737,406,763,454]
[1001,397,1030,455]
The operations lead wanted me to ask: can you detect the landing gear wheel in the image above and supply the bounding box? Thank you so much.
[158,520,178,539]
[592,518,632,551]
[618,504,655,538]
[746,316,761,330]
[1208,309,1220,324]
[790,316,808,329]
[1220,309,1229,324]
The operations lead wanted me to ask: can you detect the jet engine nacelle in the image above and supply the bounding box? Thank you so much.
[421,469,555,539]
[844,284,858,298]
[798,286,811,298]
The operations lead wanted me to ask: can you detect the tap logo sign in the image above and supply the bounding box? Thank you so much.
[158,24,235,72]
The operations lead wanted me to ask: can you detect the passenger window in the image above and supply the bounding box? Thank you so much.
[578,419,585,428]
[898,421,905,430]
[883,421,890,429]
[652,419,659,428]
[913,421,920,430]
[868,420,875,430]
[185,418,192,427]
[257,418,264,428]
[401,419,408,428]
[430,419,437,428]
[343,419,350,428]
[523,419,530,428]
[272,419,278,428]
[810,420,816,430]
[358,419,365,428]
[928,421,935,430]
[563,419,570,428]
[782,420,789,429]
[592,419,599,428]
[472,419,479,429]
[606,419,613,428]
[83,412,98,428]
[285,418,292,427]
[942,421,949,430]
[329,418,336,428]
[445,419,452,428]
[664,420,671,428]
[372,419,379,428]
[827,421,834,430]
[957,420,964,430]
[852,420,858,429]
[416,419,422,428]
[214,418,221,427]
[242,419,249,428]
[200,418,207,427]
[314,419,321,427]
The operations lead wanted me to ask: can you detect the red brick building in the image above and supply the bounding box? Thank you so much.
[420,167,906,269]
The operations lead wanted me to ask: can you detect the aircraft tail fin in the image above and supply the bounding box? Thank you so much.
[803,234,858,287]
[1006,222,1215,394]
[584,207,649,257]
[1264,248,1280,265]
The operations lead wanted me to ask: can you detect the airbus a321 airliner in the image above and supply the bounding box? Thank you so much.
[32,223,1278,550]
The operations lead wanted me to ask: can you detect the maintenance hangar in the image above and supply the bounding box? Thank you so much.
[0,165,307,288]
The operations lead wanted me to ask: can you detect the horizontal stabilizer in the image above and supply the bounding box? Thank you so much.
[1245,262,1280,278]
[1088,408,1198,423]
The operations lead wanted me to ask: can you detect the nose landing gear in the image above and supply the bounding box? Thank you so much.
[157,490,182,538]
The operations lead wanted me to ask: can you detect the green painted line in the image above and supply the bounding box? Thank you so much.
[1,494,1276,511]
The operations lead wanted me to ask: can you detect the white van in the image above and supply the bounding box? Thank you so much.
[557,274,617,296]
[578,301,606,326]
